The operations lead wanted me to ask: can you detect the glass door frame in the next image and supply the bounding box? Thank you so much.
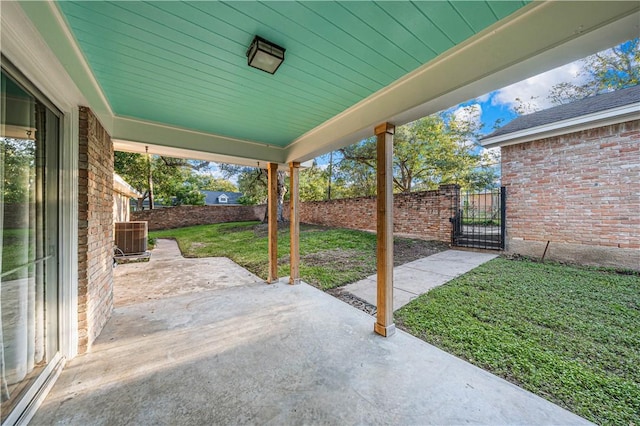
[1,59,65,426]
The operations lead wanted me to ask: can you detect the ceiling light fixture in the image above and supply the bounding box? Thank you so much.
[246,36,285,75]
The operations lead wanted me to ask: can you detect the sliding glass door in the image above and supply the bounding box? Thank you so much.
[1,65,59,424]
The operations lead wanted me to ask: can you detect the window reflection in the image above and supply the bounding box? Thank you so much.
[1,69,58,423]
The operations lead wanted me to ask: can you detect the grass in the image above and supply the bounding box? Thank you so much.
[150,221,446,290]
[2,228,33,276]
[395,258,640,426]
[461,218,501,226]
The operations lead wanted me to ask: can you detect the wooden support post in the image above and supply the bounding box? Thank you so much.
[374,122,396,337]
[267,162,278,283]
[289,162,301,285]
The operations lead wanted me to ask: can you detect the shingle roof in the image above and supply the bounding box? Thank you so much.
[483,85,640,140]
[202,191,243,205]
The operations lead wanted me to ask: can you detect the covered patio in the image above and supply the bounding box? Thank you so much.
[32,240,587,425]
[1,1,639,424]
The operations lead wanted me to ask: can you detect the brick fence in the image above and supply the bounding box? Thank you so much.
[131,185,459,243]
[131,205,266,231]
[284,185,459,242]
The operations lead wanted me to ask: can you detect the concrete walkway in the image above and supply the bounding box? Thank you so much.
[30,241,589,425]
[344,249,498,310]
[113,239,264,306]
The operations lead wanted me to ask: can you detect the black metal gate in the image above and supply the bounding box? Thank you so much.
[451,187,505,250]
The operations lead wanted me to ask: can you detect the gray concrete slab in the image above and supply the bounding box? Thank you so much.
[393,267,452,294]
[343,249,498,310]
[344,277,420,309]
[114,239,264,306]
[423,249,499,264]
[32,277,589,425]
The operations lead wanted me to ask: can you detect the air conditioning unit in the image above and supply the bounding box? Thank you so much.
[114,221,148,255]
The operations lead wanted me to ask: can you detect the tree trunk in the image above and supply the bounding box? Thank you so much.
[147,149,154,209]
[277,170,286,222]
[262,170,287,223]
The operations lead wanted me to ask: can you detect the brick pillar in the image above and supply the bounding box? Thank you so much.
[77,107,114,353]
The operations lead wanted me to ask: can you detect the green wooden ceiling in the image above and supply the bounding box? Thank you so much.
[56,1,528,147]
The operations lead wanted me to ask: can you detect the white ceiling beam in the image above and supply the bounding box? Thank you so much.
[112,116,286,167]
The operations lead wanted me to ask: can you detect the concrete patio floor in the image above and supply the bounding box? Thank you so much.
[31,241,590,425]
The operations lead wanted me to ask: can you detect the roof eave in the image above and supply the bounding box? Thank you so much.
[113,173,142,198]
[481,103,640,149]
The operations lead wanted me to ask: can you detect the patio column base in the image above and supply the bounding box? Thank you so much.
[374,322,396,337]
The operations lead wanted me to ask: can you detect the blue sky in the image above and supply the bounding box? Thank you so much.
[445,58,587,137]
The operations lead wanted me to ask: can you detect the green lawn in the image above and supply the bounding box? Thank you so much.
[150,221,445,290]
[395,258,640,426]
[2,228,32,275]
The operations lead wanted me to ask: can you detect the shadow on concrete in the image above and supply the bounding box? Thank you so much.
[30,241,590,425]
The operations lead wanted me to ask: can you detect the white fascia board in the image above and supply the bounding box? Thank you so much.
[1,2,85,114]
[481,103,640,148]
[284,2,640,163]
[113,116,287,168]
[113,173,142,198]
[15,1,114,134]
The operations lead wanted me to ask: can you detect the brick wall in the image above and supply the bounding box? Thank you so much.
[284,185,459,242]
[130,186,458,243]
[78,107,114,353]
[502,119,640,269]
[131,205,266,231]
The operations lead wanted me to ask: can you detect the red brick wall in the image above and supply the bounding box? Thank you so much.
[502,119,639,266]
[284,185,459,242]
[78,107,114,353]
[131,205,266,231]
[131,186,458,243]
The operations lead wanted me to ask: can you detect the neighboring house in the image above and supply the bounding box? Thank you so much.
[202,190,243,205]
[113,173,141,222]
[482,85,640,270]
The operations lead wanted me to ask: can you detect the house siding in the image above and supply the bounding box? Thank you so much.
[113,192,131,222]
[78,107,114,353]
[502,119,640,269]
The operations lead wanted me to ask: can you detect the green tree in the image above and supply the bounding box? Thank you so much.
[335,141,377,197]
[548,38,639,105]
[1,138,35,204]
[338,113,496,195]
[195,175,238,192]
[114,152,207,208]
[297,162,328,201]
[221,164,287,222]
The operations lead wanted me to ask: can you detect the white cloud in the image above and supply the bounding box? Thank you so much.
[452,103,483,148]
[491,60,585,111]
[481,147,501,165]
[453,103,482,127]
[475,93,491,103]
